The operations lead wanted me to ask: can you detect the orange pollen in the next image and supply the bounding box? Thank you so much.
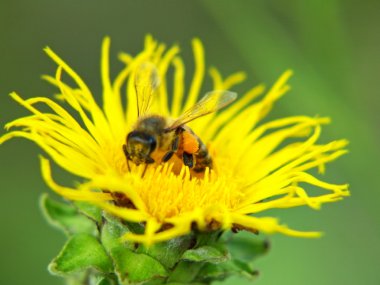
[182,132,199,154]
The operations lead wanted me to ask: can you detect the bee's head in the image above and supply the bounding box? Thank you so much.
[125,131,157,165]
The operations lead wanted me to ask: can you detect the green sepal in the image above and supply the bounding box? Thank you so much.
[65,274,117,285]
[181,244,230,264]
[189,234,268,282]
[100,213,168,283]
[96,277,117,285]
[101,212,135,252]
[136,235,193,269]
[40,194,98,236]
[49,233,113,276]
[166,261,204,284]
[65,272,87,285]
[195,259,259,283]
[112,249,168,283]
[90,275,118,285]
[226,234,269,264]
[74,201,103,224]
[165,283,207,285]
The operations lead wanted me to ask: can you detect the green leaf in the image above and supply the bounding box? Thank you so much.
[74,201,103,224]
[181,245,230,264]
[226,235,269,264]
[40,194,98,236]
[136,235,193,269]
[49,233,113,275]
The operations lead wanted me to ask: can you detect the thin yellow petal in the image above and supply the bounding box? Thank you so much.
[101,37,126,137]
[171,57,185,117]
[40,157,112,201]
[182,38,205,112]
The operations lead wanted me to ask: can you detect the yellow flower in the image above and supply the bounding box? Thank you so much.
[0,36,349,244]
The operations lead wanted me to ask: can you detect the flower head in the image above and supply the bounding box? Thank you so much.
[1,36,349,244]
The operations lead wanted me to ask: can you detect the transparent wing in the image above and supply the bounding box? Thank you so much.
[167,90,237,131]
[135,62,160,117]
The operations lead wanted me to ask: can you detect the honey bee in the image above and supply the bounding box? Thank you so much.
[122,62,237,175]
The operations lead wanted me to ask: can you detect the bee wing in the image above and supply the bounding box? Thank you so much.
[167,90,237,131]
[135,62,160,117]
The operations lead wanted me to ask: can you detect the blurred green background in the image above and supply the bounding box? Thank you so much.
[0,0,378,284]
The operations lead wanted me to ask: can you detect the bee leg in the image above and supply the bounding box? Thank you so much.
[122,144,131,172]
[183,152,194,168]
[141,164,148,178]
[162,151,174,162]
[122,144,128,157]
[162,136,180,163]
[140,158,155,178]
[146,157,155,164]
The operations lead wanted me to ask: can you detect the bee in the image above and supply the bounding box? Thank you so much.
[122,62,237,175]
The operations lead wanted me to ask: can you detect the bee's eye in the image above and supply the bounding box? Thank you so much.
[127,131,139,142]
[127,131,156,153]
[146,135,156,152]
